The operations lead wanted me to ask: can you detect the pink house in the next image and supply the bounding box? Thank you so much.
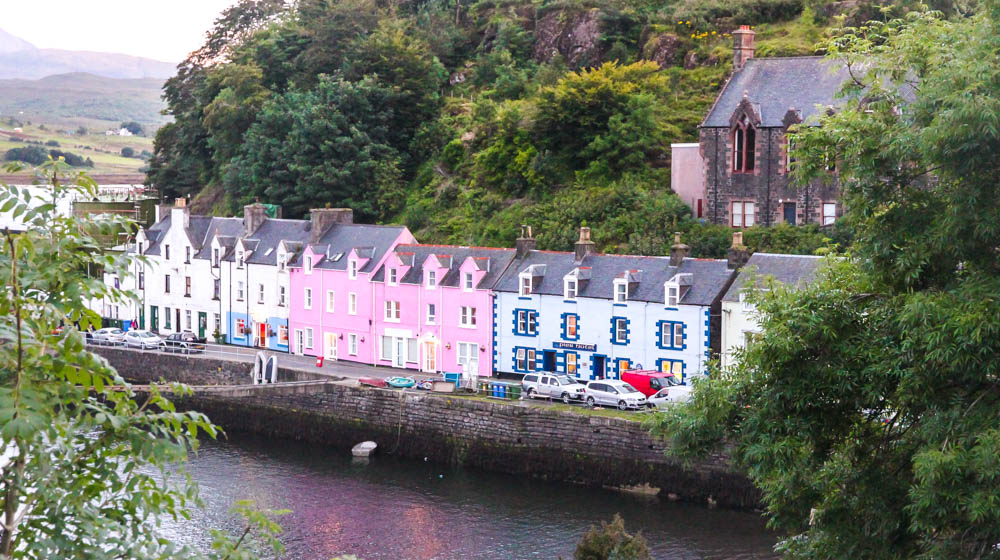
[287,209,414,363]
[371,245,515,377]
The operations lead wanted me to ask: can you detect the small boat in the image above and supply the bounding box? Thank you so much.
[415,378,435,391]
[263,355,278,384]
[358,377,387,388]
[386,376,416,389]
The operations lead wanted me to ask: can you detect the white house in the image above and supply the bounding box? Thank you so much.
[720,252,824,369]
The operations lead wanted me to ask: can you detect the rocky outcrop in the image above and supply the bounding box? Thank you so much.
[532,8,604,68]
[642,33,683,68]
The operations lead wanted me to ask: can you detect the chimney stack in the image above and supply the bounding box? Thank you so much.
[669,232,690,267]
[170,197,189,229]
[309,208,353,243]
[515,224,536,259]
[574,226,596,262]
[728,231,751,269]
[243,203,267,236]
[733,25,755,70]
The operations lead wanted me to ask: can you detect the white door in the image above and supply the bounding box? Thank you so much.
[294,329,304,355]
[394,338,405,368]
[325,333,337,360]
[423,341,437,373]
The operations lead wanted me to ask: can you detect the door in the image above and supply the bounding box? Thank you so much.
[543,350,556,372]
[150,306,158,332]
[593,356,606,379]
[257,323,267,347]
[394,338,405,368]
[294,329,304,355]
[783,202,796,225]
[175,309,181,332]
[198,312,207,339]
[423,341,437,373]
[139,308,145,330]
[325,333,338,360]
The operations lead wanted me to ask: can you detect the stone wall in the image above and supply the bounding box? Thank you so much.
[93,347,327,386]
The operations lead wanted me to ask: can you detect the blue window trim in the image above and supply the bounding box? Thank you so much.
[590,353,610,381]
[612,357,632,378]
[656,320,686,350]
[512,346,538,373]
[512,308,539,337]
[560,312,581,341]
[656,358,687,383]
[563,350,580,377]
[612,303,627,308]
[609,316,630,345]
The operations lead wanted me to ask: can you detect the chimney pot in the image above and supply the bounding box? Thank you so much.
[515,224,536,258]
[575,226,596,262]
[174,197,186,208]
[728,232,751,269]
[243,203,268,236]
[670,232,690,267]
[732,24,755,70]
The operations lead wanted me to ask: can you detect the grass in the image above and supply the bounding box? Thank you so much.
[0,122,154,176]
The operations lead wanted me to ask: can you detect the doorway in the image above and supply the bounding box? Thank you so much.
[394,338,405,368]
[257,322,267,347]
[783,202,797,225]
[325,332,338,360]
[593,355,606,379]
[542,350,556,372]
[150,306,158,332]
[423,341,437,373]
[294,329,304,354]
[198,312,207,339]
[175,309,181,332]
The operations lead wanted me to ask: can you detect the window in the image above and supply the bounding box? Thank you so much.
[427,270,437,288]
[138,271,144,290]
[278,254,286,272]
[164,307,172,329]
[614,281,628,303]
[731,201,755,228]
[184,246,191,263]
[564,279,577,299]
[236,318,245,336]
[349,333,358,355]
[185,276,192,297]
[660,360,684,375]
[212,248,219,267]
[388,268,397,285]
[519,275,532,296]
[613,318,628,344]
[349,260,357,279]
[463,272,474,291]
[385,301,400,321]
[460,306,477,327]
[278,325,288,345]
[516,310,537,335]
[407,339,418,363]
[137,242,143,255]
[348,292,357,315]
[304,288,312,309]
[661,322,684,349]
[278,285,286,306]
[732,114,756,173]
[237,251,244,269]
[165,245,170,260]
[305,328,314,349]
[326,290,335,313]
[236,281,244,301]
[164,274,171,293]
[457,342,478,365]
[427,303,436,324]
[516,348,537,371]
[566,352,578,375]
[785,136,796,173]
[666,285,679,307]
[823,203,837,226]
[213,279,220,300]
[304,255,313,274]
[257,283,265,304]
[185,310,192,330]
[617,359,631,373]
[564,314,578,339]
[380,336,392,361]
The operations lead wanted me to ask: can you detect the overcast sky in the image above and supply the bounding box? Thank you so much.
[4,0,239,62]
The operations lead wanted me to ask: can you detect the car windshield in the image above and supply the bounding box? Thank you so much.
[619,383,640,394]
[664,376,682,387]
[556,376,576,385]
[655,388,671,398]
[140,332,155,338]
[111,329,123,334]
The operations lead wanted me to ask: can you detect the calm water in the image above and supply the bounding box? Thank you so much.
[166,433,777,560]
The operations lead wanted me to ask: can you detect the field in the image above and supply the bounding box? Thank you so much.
[0,122,155,176]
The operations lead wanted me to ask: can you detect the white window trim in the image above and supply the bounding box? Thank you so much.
[564,278,577,300]
[388,268,398,286]
[614,318,628,343]
[456,341,478,365]
[326,290,335,313]
[426,270,437,289]
[613,280,628,303]
[519,273,532,296]
[426,303,436,325]
[665,284,679,307]
[304,287,312,310]
[349,333,358,355]
[305,327,314,349]
[823,202,837,226]
[459,306,477,328]
[348,259,358,280]
[463,272,474,291]
[348,292,357,315]
[384,301,401,322]
[304,255,313,275]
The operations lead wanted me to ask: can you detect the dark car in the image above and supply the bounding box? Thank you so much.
[161,331,207,354]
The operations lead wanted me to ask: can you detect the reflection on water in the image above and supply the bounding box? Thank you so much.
[164,432,776,560]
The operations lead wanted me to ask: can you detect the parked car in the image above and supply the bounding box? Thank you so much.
[621,370,686,398]
[646,382,694,408]
[521,373,587,403]
[584,380,647,410]
[161,331,207,354]
[123,330,163,350]
[92,327,126,346]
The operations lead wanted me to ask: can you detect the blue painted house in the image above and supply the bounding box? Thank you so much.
[493,227,736,383]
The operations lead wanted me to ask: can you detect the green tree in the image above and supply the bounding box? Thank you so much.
[120,121,144,135]
[648,7,1000,559]
[574,514,652,560]
[120,146,135,158]
[224,75,399,220]
[0,161,286,558]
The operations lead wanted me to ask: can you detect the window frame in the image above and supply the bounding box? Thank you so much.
[564,278,577,300]
[732,114,756,173]
[613,280,628,303]
[459,306,477,327]
[823,202,837,226]
[348,292,357,315]
[613,318,628,344]
[426,303,436,325]
[304,287,312,309]
[326,290,335,313]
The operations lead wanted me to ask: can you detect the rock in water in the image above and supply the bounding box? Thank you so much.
[352,441,377,457]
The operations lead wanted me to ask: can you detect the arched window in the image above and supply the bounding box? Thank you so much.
[732,115,756,173]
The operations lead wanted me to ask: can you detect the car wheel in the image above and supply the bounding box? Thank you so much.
[586,396,596,407]
[561,392,571,404]
[618,400,627,411]
[526,388,536,399]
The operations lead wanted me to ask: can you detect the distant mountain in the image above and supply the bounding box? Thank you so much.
[0,29,175,80]
[0,73,167,126]
[0,29,35,54]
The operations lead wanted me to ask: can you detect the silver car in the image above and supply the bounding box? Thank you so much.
[92,327,126,345]
[521,373,587,404]
[584,380,647,410]
[123,329,163,350]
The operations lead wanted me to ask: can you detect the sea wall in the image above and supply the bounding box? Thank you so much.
[95,347,327,385]
[95,348,760,510]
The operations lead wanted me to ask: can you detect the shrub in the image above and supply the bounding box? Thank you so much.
[121,147,135,158]
[45,140,59,147]
[574,513,651,560]
[5,146,48,165]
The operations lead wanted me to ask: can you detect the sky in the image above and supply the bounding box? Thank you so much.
[3,0,239,62]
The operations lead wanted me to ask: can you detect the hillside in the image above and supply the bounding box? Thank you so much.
[0,28,175,80]
[150,0,925,258]
[0,28,34,54]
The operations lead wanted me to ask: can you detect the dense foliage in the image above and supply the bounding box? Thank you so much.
[4,147,92,167]
[149,0,883,256]
[648,6,1000,558]
[574,514,651,560]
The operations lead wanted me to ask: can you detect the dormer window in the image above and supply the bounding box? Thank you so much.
[427,270,437,288]
[212,248,219,267]
[463,272,474,291]
[237,251,244,269]
[666,284,680,307]
[564,278,577,300]
[733,114,756,173]
[519,274,532,297]
[278,253,287,272]
[388,268,398,286]
[613,280,628,303]
[304,255,313,274]
[349,259,357,279]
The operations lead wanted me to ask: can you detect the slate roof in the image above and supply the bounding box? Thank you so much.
[291,224,409,273]
[226,218,311,266]
[722,253,824,302]
[141,216,171,256]
[194,217,242,259]
[702,57,852,128]
[494,251,734,306]
[372,245,517,289]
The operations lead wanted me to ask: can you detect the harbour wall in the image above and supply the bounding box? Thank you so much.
[95,348,761,510]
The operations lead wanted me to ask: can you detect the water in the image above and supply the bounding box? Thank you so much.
[167,433,777,560]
